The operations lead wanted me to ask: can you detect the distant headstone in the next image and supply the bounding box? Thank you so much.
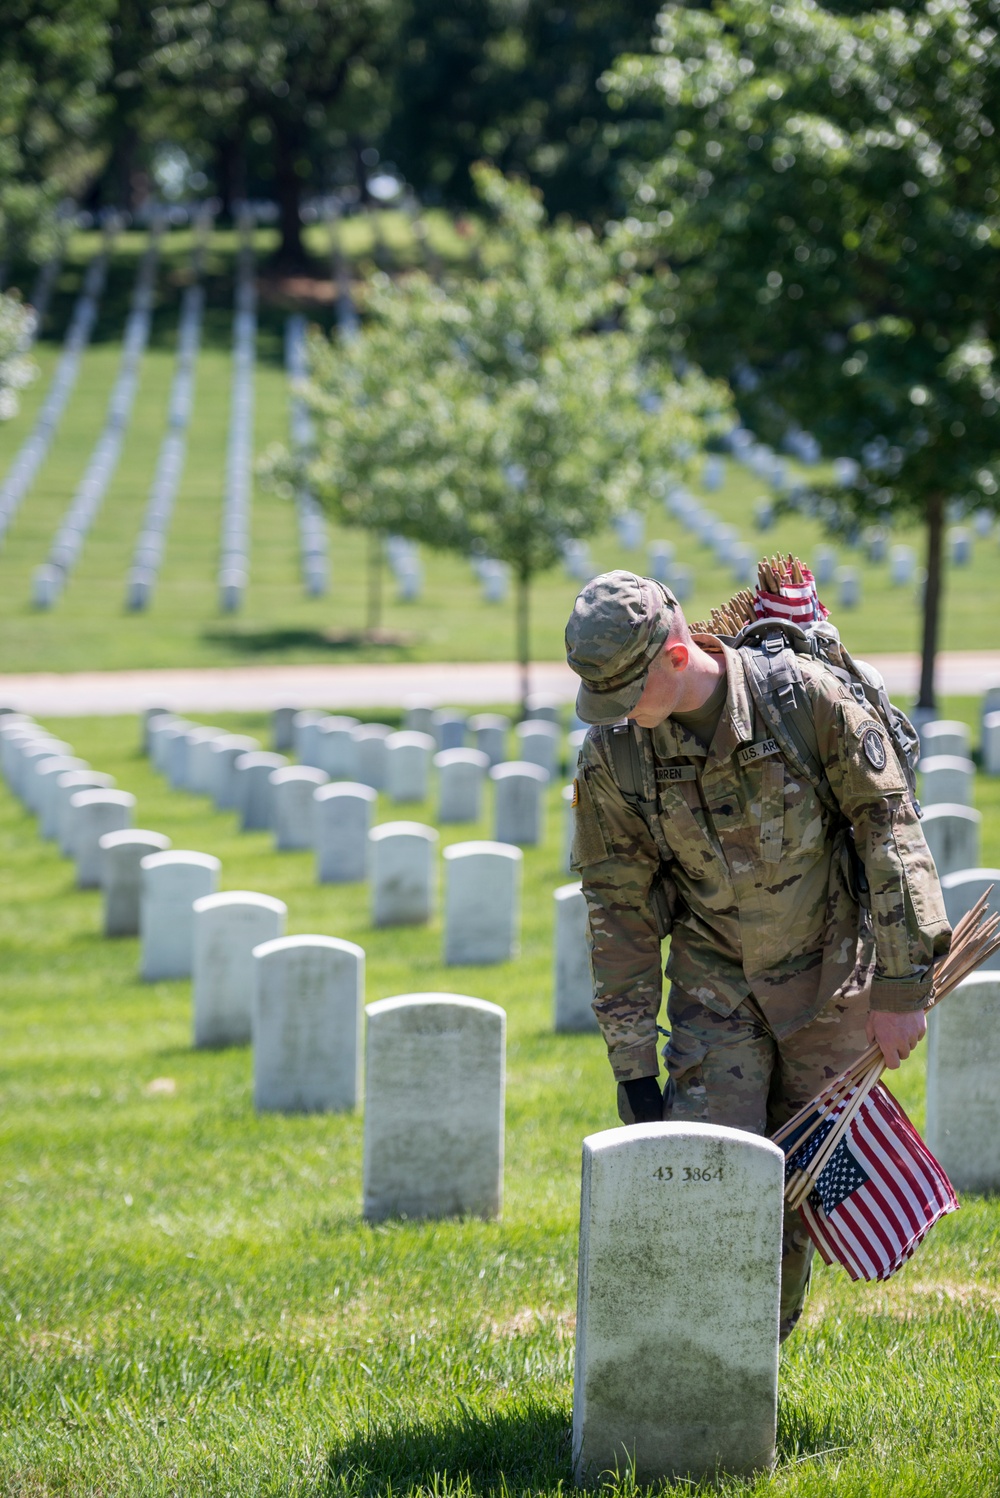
[940,870,1000,971]
[526,694,562,725]
[443,842,521,965]
[492,762,547,847]
[270,764,329,850]
[252,934,365,1112]
[362,993,505,1221]
[141,707,171,754]
[813,546,836,586]
[950,527,972,566]
[315,782,377,883]
[351,722,393,790]
[403,697,437,736]
[647,540,675,584]
[370,821,438,926]
[921,804,981,879]
[55,771,116,855]
[140,850,221,981]
[192,890,287,1047]
[234,751,288,831]
[919,720,971,762]
[272,706,297,752]
[208,734,260,808]
[150,719,187,774]
[553,882,596,1032]
[436,748,488,824]
[385,730,435,803]
[432,709,467,751]
[99,829,171,936]
[572,1123,782,1487]
[919,755,975,808]
[35,756,89,838]
[615,509,644,550]
[294,710,326,768]
[926,974,1000,1192]
[187,728,227,795]
[468,713,509,768]
[665,563,692,602]
[889,544,916,586]
[70,790,136,888]
[314,715,360,779]
[835,565,860,609]
[984,711,1000,775]
[514,719,559,779]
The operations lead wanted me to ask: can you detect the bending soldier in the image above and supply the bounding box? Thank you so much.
[566,570,950,1339]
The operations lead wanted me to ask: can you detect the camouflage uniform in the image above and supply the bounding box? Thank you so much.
[571,616,950,1337]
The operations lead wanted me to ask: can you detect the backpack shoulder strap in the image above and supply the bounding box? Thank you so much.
[599,721,676,866]
[738,630,841,820]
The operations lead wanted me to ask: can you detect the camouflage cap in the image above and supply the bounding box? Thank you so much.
[565,570,678,724]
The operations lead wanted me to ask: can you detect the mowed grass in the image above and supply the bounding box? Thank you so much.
[1,704,999,1495]
[0,225,998,676]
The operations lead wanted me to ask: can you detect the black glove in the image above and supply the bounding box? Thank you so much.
[617,1076,664,1126]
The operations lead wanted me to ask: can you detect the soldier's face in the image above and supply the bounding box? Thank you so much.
[627,644,690,727]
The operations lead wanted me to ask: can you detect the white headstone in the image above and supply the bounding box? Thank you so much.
[293,709,325,765]
[370,821,438,926]
[443,842,521,964]
[272,705,297,751]
[432,708,467,750]
[919,720,971,762]
[270,764,329,850]
[385,730,435,803]
[362,993,505,1221]
[889,544,915,586]
[436,748,488,824]
[835,566,860,609]
[553,881,597,1032]
[252,934,365,1112]
[351,723,393,790]
[984,711,1000,775]
[982,686,1000,731]
[70,789,136,888]
[491,762,548,847]
[921,804,981,879]
[55,771,116,855]
[208,734,261,808]
[647,540,675,583]
[35,756,89,837]
[192,890,287,1047]
[186,728,227,795]
[926,974,1000,1192]
[403,697,437,736]
[919,755,975,808]
[468,713,509,768]
[234,751,288,831]
[515,719,560,779]
[140,850,221,981]
[940,870,1000,971]
[150,718,186,773]
[572,1123,782,1487]
[315,782,377,883]
[950,527,972,566]
[314,716,360,779]
[526,694,562,725]
[99,829,172,936]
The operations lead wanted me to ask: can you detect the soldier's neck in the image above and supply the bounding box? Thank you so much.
[672,641,726,715]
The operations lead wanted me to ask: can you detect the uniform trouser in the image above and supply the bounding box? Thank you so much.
[663,980,870,1341]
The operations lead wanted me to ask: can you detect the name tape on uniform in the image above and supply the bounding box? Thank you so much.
[737,738,780,768]
[655,764,698,783]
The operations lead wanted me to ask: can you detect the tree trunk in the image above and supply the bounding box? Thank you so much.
[367,530,383,634]
[516,568,531,718]
[917,490,945,712]
[271,115,307,266]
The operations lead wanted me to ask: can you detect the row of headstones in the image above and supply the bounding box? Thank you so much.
[218,207,256,614]
[0,230,114,546]
[284,315,330,598]
[125,209,213,613]
[33,222,164,610]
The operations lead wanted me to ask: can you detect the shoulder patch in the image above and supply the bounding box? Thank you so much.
[572,778,580,808]
[861,726,888,771]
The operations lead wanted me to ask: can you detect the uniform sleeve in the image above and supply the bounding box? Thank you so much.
[571,733,664,1080]
[807,673,951,1012]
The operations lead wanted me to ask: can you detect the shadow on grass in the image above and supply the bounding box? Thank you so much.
[322,1401,571,1497]
[201,625,419,656]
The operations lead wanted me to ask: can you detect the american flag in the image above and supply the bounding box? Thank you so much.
[781,1082,959,1282]
[754,565,829,626]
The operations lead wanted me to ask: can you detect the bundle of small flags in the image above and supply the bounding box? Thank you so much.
[691,554,829,638]
[773,891,1000,1282]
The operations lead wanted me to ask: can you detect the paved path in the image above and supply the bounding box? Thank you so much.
[1,651,999,717]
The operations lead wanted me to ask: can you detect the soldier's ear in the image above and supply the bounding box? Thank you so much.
[664,643,690,674]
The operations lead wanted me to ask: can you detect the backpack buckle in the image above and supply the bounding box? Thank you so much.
[851,682,866,705]
[763,632,785,656]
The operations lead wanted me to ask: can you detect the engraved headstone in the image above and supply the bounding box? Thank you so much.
[234,751,288,831]
[553,881,597,1032]
[920,804,981,880]
[192,890,287,1047]
[140,850,221,981]
[370,821,438,926]
[252,934,364,1112]
[99,829,171,936]
[270,764,329,850]
[572,1123,782,1487]
[919,755,975,808]
[926,973,1000,1192]
[362,993,505,1220]
[315,782,377,883]
[491,762,548,847]
[70,789,136,888]
[436,748,488,824]
[443,842,521,964]
[385,730,435,803]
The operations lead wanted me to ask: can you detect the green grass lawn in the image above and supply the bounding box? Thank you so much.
[1,704,999,1495]
[0,224,998,677]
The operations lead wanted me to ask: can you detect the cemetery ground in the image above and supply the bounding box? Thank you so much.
[1,221,999,676]
[2,706,1000,1497]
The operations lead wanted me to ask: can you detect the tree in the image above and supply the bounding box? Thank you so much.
[606,0,1000,710]
[0,293,37,418]
[271,167,726,707]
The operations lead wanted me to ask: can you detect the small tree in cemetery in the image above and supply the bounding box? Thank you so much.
[277,166,726,708]
[606,0,1000,709]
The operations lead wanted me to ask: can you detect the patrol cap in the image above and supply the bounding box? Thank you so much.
[565,570,678,724]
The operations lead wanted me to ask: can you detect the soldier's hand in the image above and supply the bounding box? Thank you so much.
[866,1009,927,1069]
[617,1076,664,1125]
